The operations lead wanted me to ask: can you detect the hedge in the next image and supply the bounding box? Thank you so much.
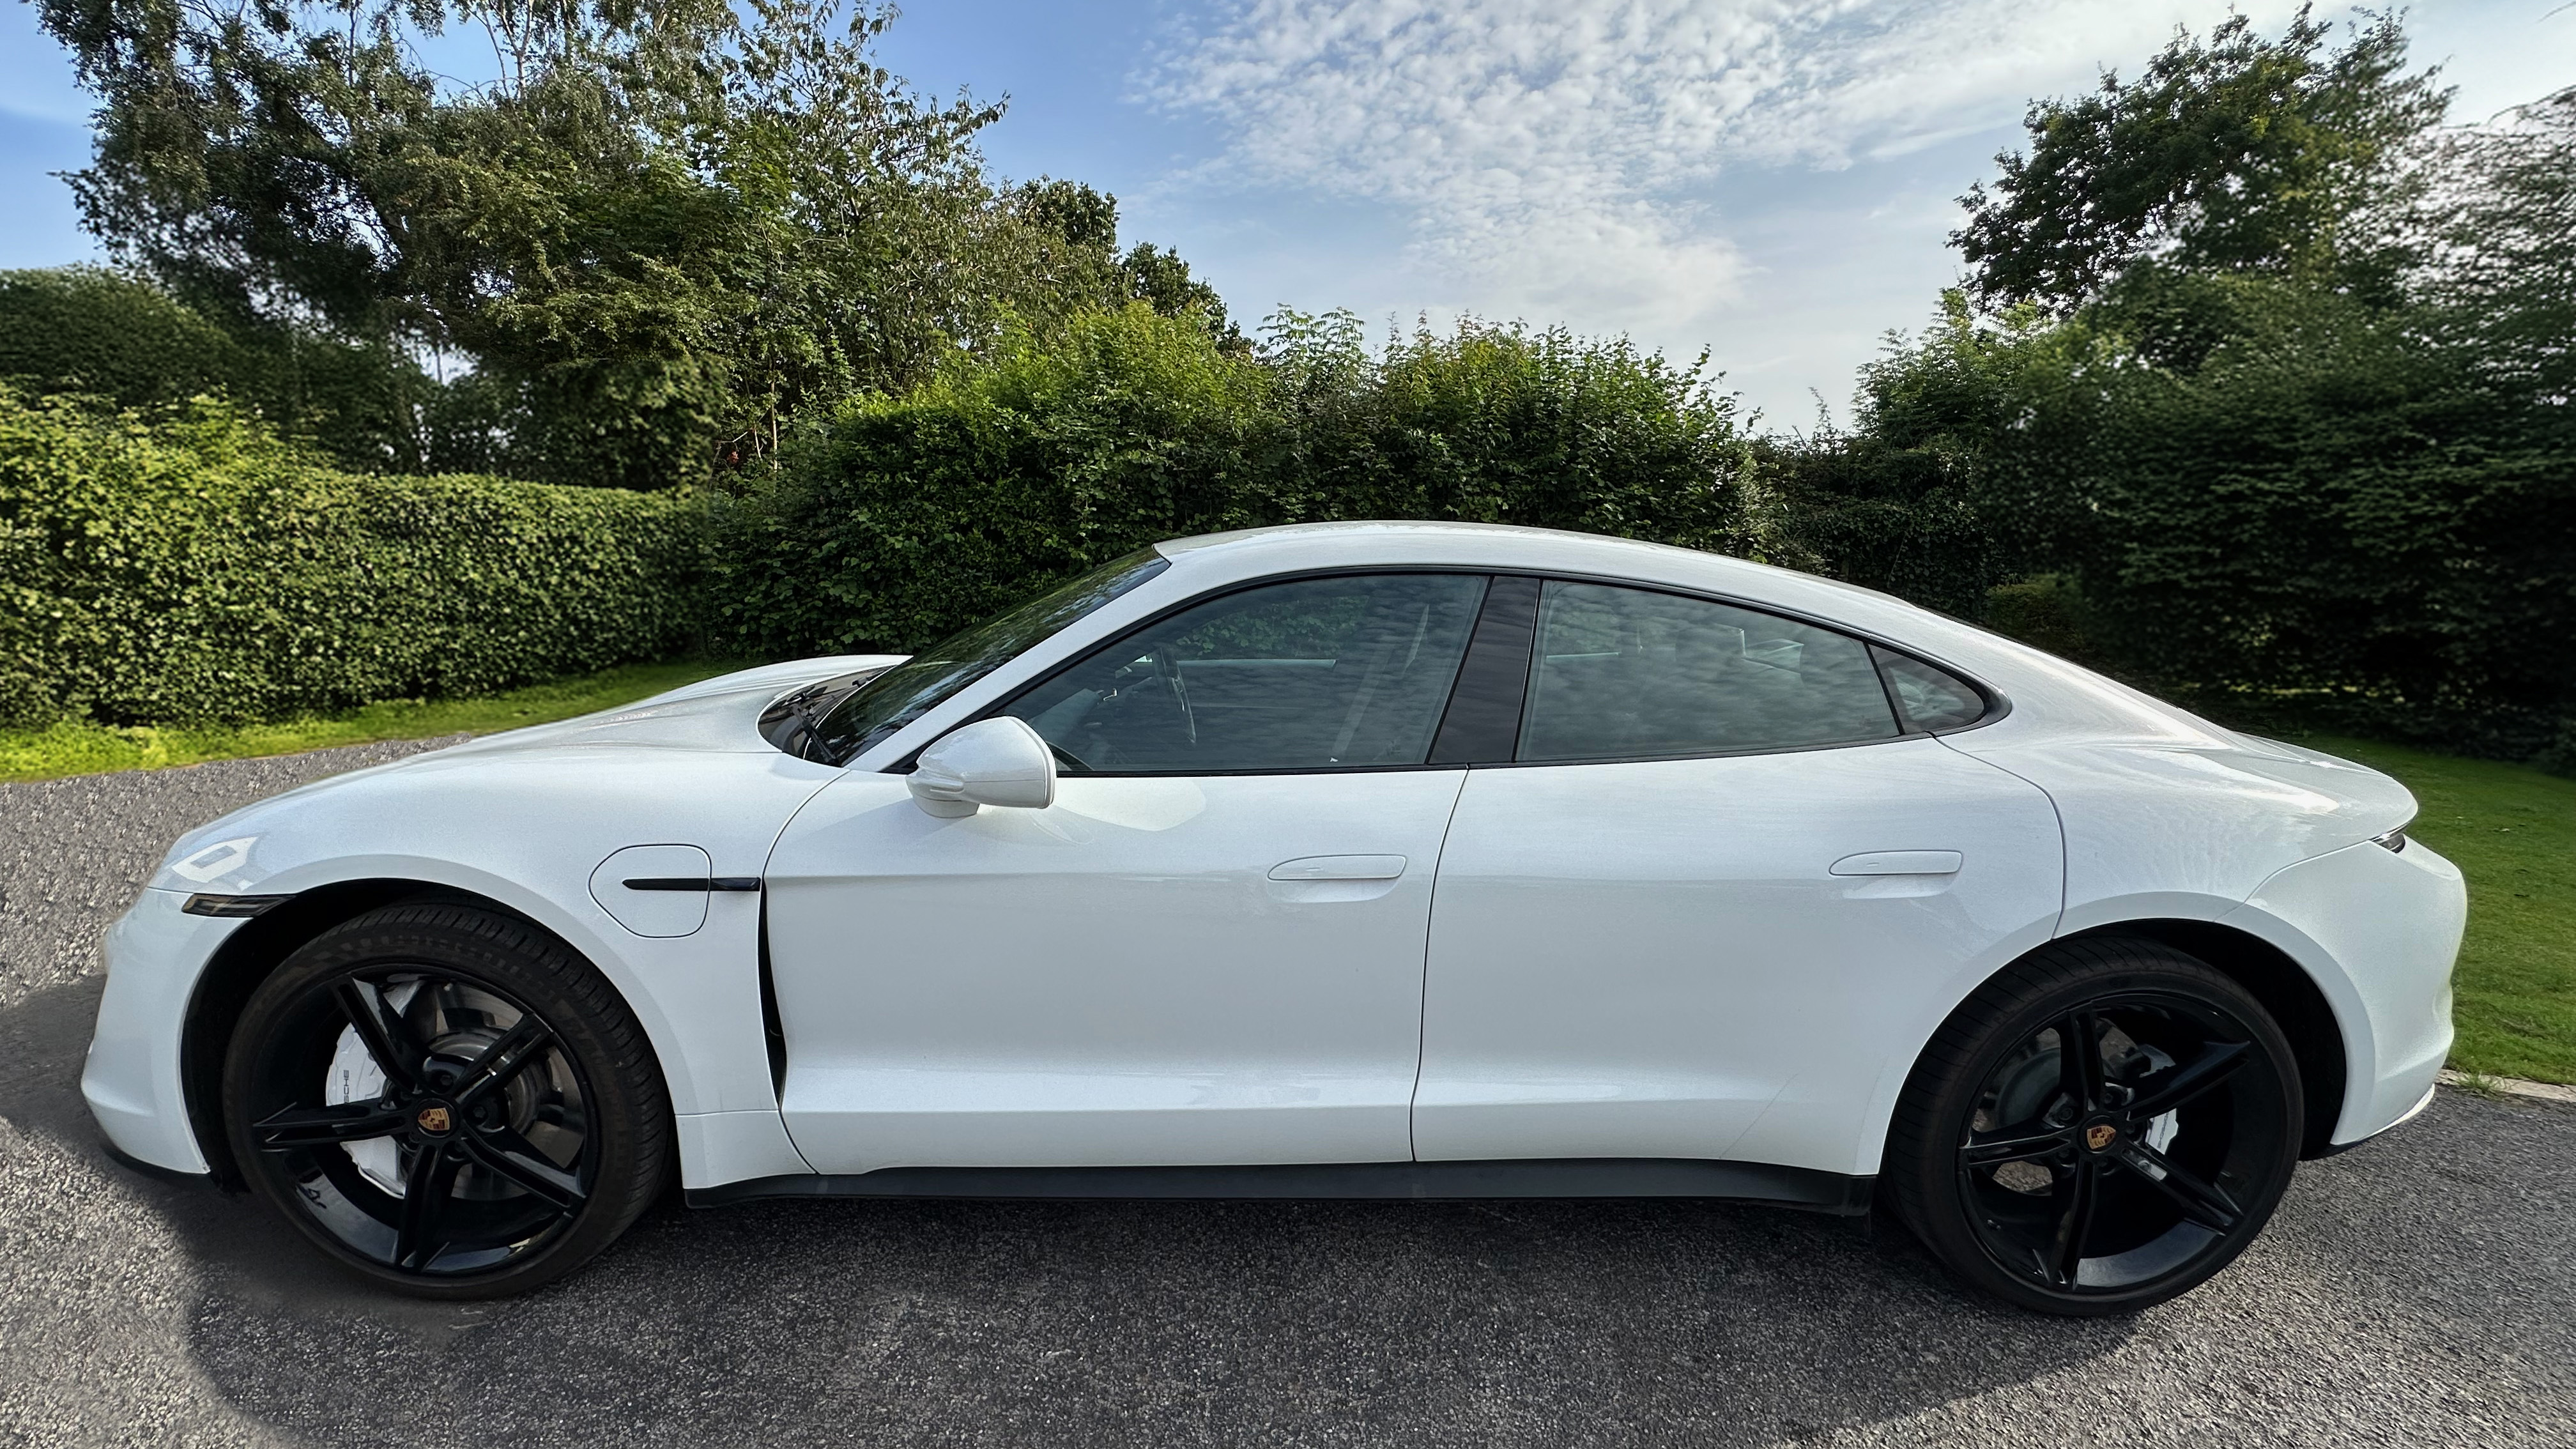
[0,388,708,726]
[712,306,1774,657]
[1778,280,2576,769]
[1965,284,2576,765]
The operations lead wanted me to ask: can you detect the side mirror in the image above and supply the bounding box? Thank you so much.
[908,717,1057,817]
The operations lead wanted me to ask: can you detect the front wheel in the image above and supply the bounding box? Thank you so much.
[223,903,671,1297]
[1883,938,2304,1315]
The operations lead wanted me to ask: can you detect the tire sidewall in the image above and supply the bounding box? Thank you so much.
[223,905,669,1299]
[1889,950,2305,1315]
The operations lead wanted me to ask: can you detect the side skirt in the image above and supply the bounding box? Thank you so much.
[685,1158,1873,1214]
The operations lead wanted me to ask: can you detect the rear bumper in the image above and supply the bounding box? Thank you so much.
[82,887,234,1175]
[2230,837,2465,1147]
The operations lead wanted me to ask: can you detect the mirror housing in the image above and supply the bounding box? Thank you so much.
[908,717,1057,817]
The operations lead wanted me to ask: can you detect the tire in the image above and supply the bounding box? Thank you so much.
[1883,936,2304,1315]
[222,903,671,1298]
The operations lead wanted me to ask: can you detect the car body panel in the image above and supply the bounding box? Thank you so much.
[85,887,236,1173]
[2225,836,2465,1143]
[82,658,894,1176]
[766,769,1470,1170]
[1415,735,2065,1178]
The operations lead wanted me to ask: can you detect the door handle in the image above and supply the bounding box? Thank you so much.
[1268,854,1408,882]
[1830,850,1963,876]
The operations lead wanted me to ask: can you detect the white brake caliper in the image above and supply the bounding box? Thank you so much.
[324,982,419,1196]
[2138,1043,2182,1161]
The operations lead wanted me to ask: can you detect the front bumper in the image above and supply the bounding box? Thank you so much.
[82,887,238,1175]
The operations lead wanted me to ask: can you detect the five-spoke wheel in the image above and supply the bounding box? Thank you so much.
[1885,938,2303,1314]
[225,904,670,1297]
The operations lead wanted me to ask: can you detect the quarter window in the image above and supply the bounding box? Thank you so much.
[1873,646,1989,732]
[1004,574,1488,774]
[1516,581,1900,761]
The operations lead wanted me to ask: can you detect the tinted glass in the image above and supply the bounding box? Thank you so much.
[1517,582,1899,761]
[1005,574,1487,772]
[814,548,1170,763]
[1874,647,1989,732]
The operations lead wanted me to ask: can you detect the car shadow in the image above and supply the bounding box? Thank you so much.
[1,976,2140,1448]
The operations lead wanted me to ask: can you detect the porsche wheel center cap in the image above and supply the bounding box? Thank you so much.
[414,1102,456,1136]
[2083,1121,2120,1153]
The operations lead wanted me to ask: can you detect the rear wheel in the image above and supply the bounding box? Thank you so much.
[1884,938,2303,1315]
[223,903,670,1298]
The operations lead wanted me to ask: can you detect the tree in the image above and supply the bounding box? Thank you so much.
[0,266,446,470]
[1954,8,2448,314]
[34,0,1227,485]
[2410,86,2576,417]
[1011,179,1239,342]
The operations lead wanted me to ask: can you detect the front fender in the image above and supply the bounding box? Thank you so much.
[93,746,844,1182]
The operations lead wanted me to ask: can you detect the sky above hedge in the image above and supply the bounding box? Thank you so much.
[2,0,2566,425]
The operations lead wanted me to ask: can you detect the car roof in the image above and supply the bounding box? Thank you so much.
[1155,520,1910,625]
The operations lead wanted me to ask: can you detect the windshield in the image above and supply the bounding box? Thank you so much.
[811,548,1173,764]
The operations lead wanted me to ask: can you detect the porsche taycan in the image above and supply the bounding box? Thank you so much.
[83,522,2464,1311]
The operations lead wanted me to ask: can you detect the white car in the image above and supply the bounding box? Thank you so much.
[83,522,2464,1312]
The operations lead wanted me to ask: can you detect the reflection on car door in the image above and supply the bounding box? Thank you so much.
[1413,581,2064,1175]
[763,572,1489,1174]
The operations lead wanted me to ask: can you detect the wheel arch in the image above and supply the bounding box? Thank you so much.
[2052,919,2348,1158]
[178,878,668,1188]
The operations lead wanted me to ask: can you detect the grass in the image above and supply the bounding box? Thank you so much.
[0,660,746,785]
[2297,735,2576,1085]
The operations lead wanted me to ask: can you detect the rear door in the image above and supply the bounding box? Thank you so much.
[1413,580,2063,1172]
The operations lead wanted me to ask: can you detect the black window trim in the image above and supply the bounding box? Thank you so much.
[1428,574,1543,765]
[891,562,2011,778]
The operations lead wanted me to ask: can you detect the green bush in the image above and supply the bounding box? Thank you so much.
[714,306,1774,657]
[0,388,709,726]
[1982,574,2092,659]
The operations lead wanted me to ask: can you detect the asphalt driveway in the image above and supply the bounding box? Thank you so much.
[3,741,2571,1447]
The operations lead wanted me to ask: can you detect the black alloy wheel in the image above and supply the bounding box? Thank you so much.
[224,904,670,1298]
[1885,938,2304,1315]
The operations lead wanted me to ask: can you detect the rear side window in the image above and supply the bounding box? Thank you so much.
[1516,582,1900,761]
[1873,646,1989,732]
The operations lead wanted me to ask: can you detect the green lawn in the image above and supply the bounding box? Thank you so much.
[0,661,746,785]
[2299,735,2576,1085]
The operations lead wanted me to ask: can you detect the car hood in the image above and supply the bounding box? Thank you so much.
[430,655,908,762]
[147,657,902,892]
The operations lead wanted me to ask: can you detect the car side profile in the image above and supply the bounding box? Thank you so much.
[82,522,2465,1312]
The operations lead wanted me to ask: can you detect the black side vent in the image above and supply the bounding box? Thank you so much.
[756,893,788,1101]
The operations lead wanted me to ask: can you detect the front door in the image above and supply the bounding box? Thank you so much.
[765,571,1491,1173]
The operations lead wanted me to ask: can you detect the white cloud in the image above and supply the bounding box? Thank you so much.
[1150,0,2308,338]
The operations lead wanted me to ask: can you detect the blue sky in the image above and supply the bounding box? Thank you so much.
[4,1,2568,424]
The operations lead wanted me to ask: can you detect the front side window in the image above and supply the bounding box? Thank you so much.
[815,548,1172,763]
[1004,573,1488,773]
[1517,581,1899,762]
